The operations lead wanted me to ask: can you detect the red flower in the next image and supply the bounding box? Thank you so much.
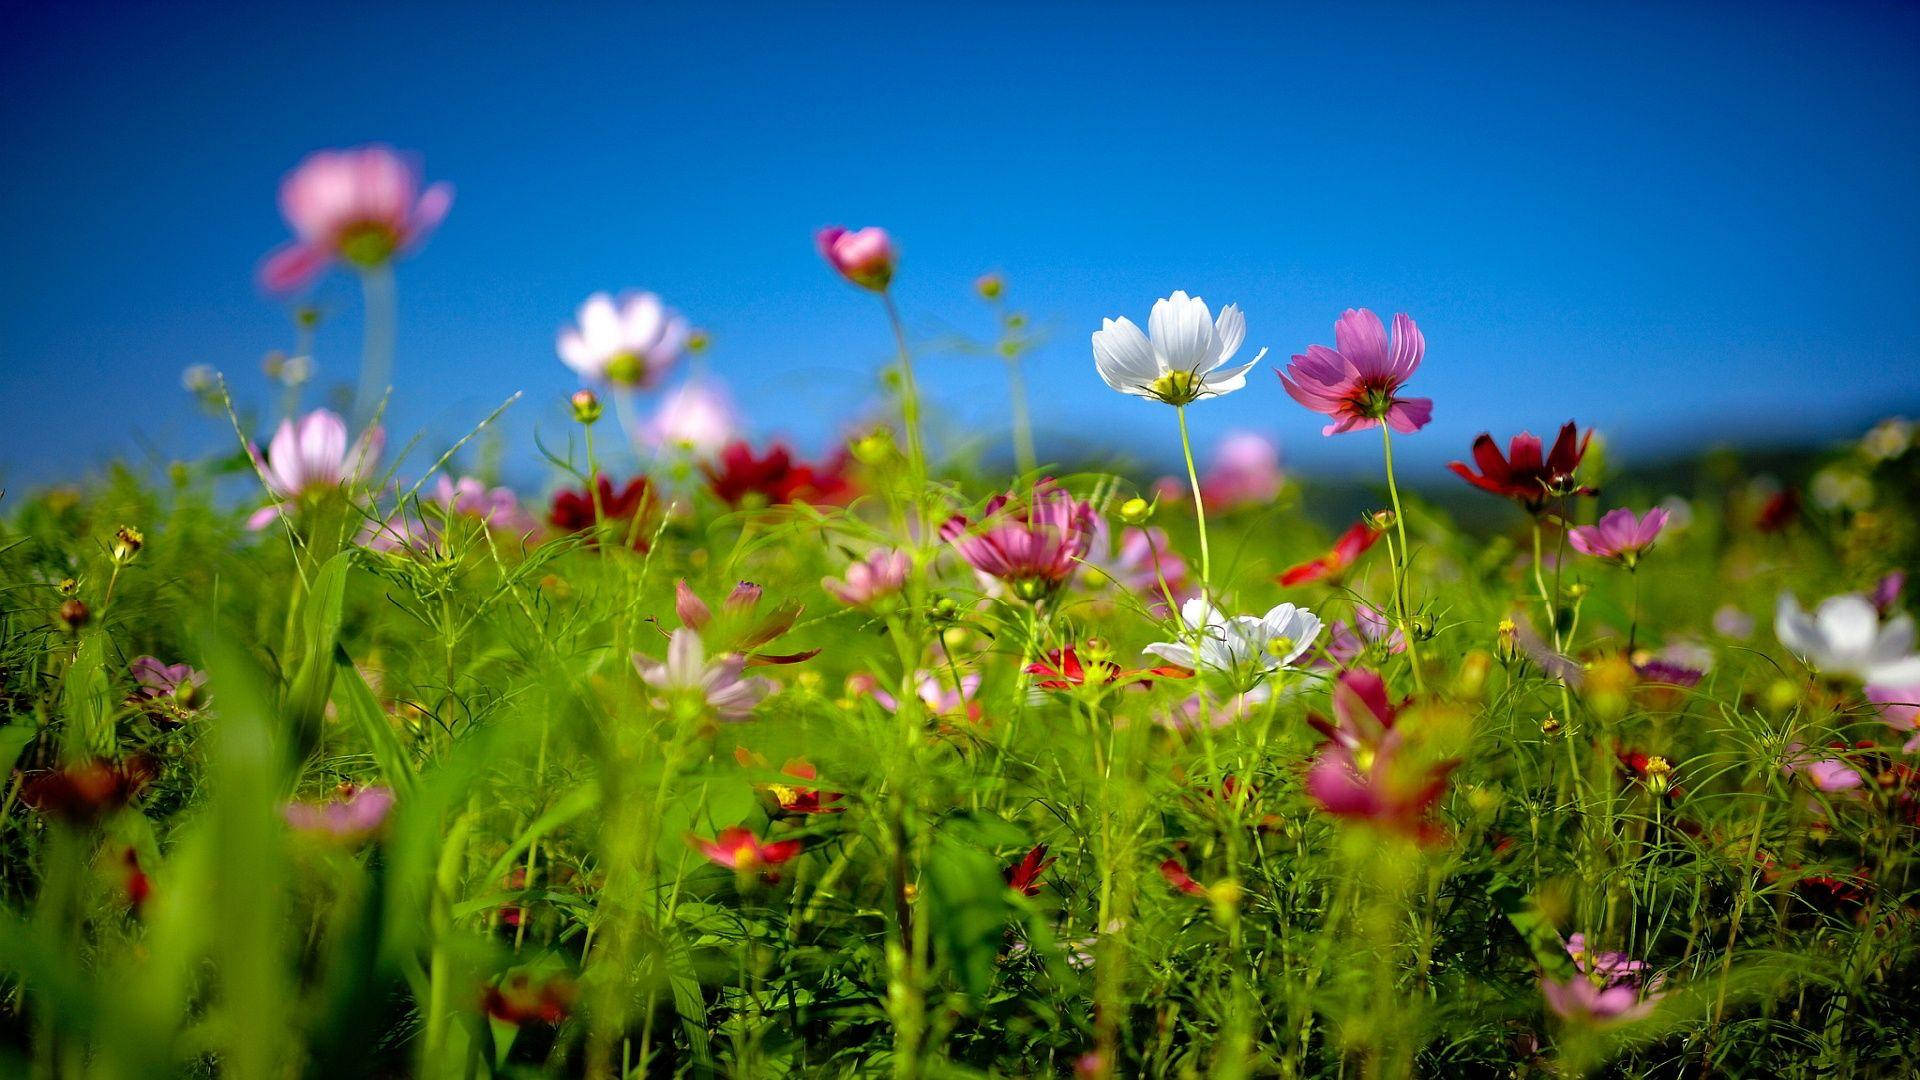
[1447,421,1594,512]
[691,826,805,876]
[1158,857,1206,897]
[1277,521,1381,586]
[21,757,154,824]
[1024,646,1187,691]
[121,847,152,911]
[704,441,854,507]
[547,475,654,550]
[763,758,842,815]
[1003,844,1056,896]
[483,971,577,1026]
[1756,487,1800,533]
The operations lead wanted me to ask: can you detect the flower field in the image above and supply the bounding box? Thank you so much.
[3,146,1919,1078]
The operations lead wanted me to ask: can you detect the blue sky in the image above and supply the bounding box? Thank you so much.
[4,1,1917,488]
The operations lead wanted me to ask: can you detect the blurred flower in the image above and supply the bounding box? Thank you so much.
[556,291,689,388]
[1447,422,1594,512]
[483,971,576,1026]
[1775,592,1920,684]
[643,379,739,456]
[735,751,844,815]
[1713,605,1755,639]
[1323,604,1404,665]
[1091,291,1264,406]
[674,579,818,666]
[1304,731,1453,840]
[1782,746,1865,793]
[181,364,218,395]
[363,475,536,553]
[816,226,896,291]
[1081,518,1189,610]
[1865,684,1920,751]
[247,409,384,529]
[1145,597,1322,680]
[547,475,654,551]
[260,145,452,292]
[283,784,394,842]
[1280,309,1432,435]
[941,483,1097,602]
[704,441,855,507]
[859,669,983,725]
[129,656,207,723]
[822,548,911,608]
[1200,431,1283,509]
[1811,467,1874,512]
[1541,975,1660,1024]
[22,758,154,824]
[1860,416,1913,462]
[1755,486,1800,533]
[1277,520,1382,587]
[1567,507,1670,568]
[634,629,774,721]
[691,826,804,873]
[1565,933,1652,986]
[1003,844,1055,896]
[1306,668,1401,750]
[1872,571,1905,616]
[1159,857,1207,897]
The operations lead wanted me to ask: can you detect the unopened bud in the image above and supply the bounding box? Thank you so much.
[57,598,89,632]
[1566,582,1590,600]
[1495,618,1519,662]
[1119,497,1153,526]
[1368,509,1396,530]
[111,526,144,564]
[975,273,1004,301]
[295,305,321,330]
[850,427,897,466]
[569,389,603,425]
[1541,715,1562,736]
[57,577,80,597]
[687,329,710,354]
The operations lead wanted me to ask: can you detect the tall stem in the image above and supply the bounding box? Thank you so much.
[1376,424,1425,692]
[353,263,396,430]
[1005,354,1036,477]
[1176,406,1212,595]
[880,293,929,537]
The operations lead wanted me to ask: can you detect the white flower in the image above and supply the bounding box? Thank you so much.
[1145,597,1321,681]
[1091,291,1266,406]
[1775,592,1920,684]
[633,629,773,721]
[643,379,738,456]
[557,291,689,388]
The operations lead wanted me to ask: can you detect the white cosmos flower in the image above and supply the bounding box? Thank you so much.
[557,291,690,388]
[1145,597,1321,680]
[1775,592,1920,684]
[1091,291,1266,406]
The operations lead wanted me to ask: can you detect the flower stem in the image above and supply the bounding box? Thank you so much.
[880,293,929,536]
[1176,405,1212,594]
[1376,424,1425,693]
[353,263,396,430]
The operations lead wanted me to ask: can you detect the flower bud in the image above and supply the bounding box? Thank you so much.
[1642,756,1674,796]
[57,598,89,632]
[974,273,1004,301]
[1566,582,1590,600]
[1119,497,1153,526]
[1541,715,1562,737]
[816,226,896,292]
[570,389,603,425]
[57,577,80,597]
[1494,618,1519,662]
[850,427,897,466]
[295,305,322,330]
[1368,509,1396,530]
[687,329,711,354]
[111,526,144,564]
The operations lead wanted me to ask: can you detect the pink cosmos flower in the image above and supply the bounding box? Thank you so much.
[816,226,896,291]
[1279,309,1432,436]
[822,548,912,608]
[1200,431,1284,509]
[1081,518,1190,612]
[260,145,453,293]
[941,483,1097,602]
[1564,934,1652,986]
[1567,507,1670,566]
[1303,670,1454,840]
[691,826,803,873]
[284,785,395,842]
[1541,974,1660,1024]
[1865,684,1920,752]
[1783,744,1866,792]
[248,409,384,529]
[556,292,690,388]
[643,379,739,456]
[633,629,774,722]
[1322,604,1405,666]
[130,656,207,704]
[860,669,984,723]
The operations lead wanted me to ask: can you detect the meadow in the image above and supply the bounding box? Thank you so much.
[2,145,1918,1078]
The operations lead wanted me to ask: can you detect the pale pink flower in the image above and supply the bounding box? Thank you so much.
[816,226,896,291]
[861,670,982,724]
[260,145,452,292]
[823,549,912,608]
[284,785,395,841]
[248,409,383,529]
[1567,507,1670,566]
[634,629,773,721]
[643,379,739,456]
[1783,744,1866,792]
[557,292,690,388]
[1865,684,1920,751]
[1280,309,1432,435]
[1201,431,1283,509]
[1541,974,1660,1024]
[1081,518,1190,612]
[361,475,535,553]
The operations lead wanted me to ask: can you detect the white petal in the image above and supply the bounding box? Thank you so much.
[1092,317,1159,391]
[1148,292,1218,374]
[1775,593,1823,662]
[1868,654,1920,685]
[622,293,664,350]
[1815,595,1880,666]
[1144,641,1195,669]
[1213,303,1246,363]
[578,294,623,353]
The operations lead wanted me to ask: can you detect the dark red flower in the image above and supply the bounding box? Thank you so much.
[1447,421,1594,512]
[1277,520,1382,586]
[1158,856,1206,898]
[1756,487,1800,533]
[21,757,154,824]
[482,971,577,1026]
[547,475,654,550]
[1024,646,1187,691]
[121,847,152,911]
[1003,844,1055,897]
[704,440,854,507]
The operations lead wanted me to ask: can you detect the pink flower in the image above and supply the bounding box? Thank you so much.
[860,670,983,724]
[940,483,1097,602]
[1279,309,1433,436]
[1200,431,1284,509]
[1564,933,1652,985]
[1567,507,1670,567]
[1322,605,1405,666]
[361,476,533,553]
[556,292,690,388]
[1783,743,1866,791]
[643,379,739,456]
[691,826,803,873]
[130,656,206,703]
[816,226,896,291]
[248,409,383,529]
[823,548,911,608]
[284,785,395,842]
[1541,974,1659,1024]
[1865,684,1920,752]
[260,145,453,293]
[1304,670,1453,840]
[633,629,774,721]
[1081,518,1189,611]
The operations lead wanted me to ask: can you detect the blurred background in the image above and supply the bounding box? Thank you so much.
[3,0,1917,488]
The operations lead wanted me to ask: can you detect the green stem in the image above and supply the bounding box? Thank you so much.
[1376,424,1425,692]
[353,263,396,430]
[880,293,929,538]
[1176,406,1212,594]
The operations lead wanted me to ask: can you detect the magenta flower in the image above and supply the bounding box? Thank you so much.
[1279,309,1432,436]
[860,670,983,725]
[556,292,690,388]
[129,656,208,723]
[362,475,535,553]
[284,785,395,842]
[1564,933,1652,985]
[634,629,774,722]
[940,483,1097,602]
[1201,431,1284,509]
[1783,744,1866,792]
[822,548,912,608]
[248,409,384,529]
[260,145,453,293]
[1865,684,1920,751]
[1567,507,1670,567]
[816,226,896,291]
[1322,604,1405,666]
[1541,974,1659,1024]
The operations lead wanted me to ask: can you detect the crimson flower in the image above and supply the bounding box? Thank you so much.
[692,826,804,874]
[1447,422,1595,512]
[22,757,154,824]
[704,440,854,507]
[1024,646,1187,691]
[483,972,577,1026]
[1277,520,1382,586]
[766,759,843,815]
[1303,671,1454,840]
[547,475,654,550]
[1004,844,1056,896]
[1158,857,1206,898]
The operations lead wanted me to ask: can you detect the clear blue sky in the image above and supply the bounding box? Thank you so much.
[4,1,1918,488]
